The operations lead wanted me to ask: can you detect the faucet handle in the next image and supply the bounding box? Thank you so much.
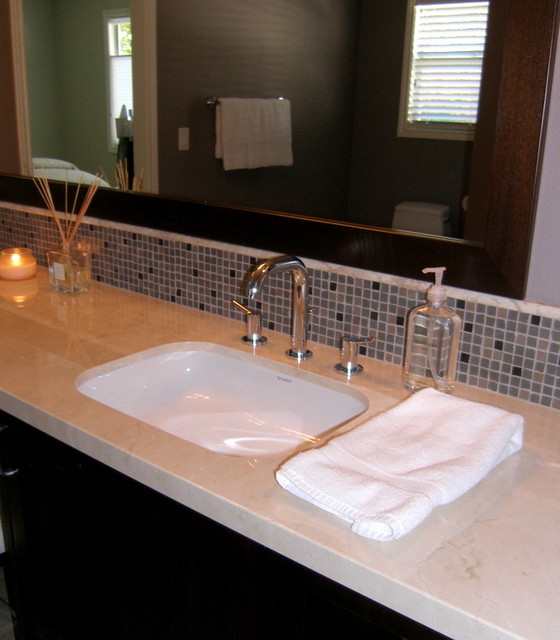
[232,299,267,346]
[335,335,376,376]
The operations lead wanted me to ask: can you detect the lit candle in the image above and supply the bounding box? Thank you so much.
[0,248,37,280]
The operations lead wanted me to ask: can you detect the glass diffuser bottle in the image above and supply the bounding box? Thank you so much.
[33,172,100,294]
[46,242,91,294]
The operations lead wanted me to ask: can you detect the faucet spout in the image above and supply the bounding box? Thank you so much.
[242,255,312,360]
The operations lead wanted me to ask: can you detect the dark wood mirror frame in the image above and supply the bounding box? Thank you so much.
[1,0,557,299]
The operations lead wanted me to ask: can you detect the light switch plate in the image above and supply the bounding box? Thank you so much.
[178,127,190,151]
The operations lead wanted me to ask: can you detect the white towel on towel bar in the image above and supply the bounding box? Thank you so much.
[276,388,524,541]
[215,97,293,170]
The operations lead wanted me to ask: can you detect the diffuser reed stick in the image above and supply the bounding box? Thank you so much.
[115,159,144,192]
[32,170,101,250]
[131,168,144,192]
[115,158,129,190]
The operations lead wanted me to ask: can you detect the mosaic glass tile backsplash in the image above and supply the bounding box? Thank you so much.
[1,205,559,409]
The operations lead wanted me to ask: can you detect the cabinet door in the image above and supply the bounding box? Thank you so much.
[0,416,300,639]
[0,415,448,640]
[0,414,34,639]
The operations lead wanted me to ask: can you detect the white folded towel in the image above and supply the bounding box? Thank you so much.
[276,388,524,541]
[215,97,293,170]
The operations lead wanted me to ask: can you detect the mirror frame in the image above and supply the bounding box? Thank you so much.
[1,0,557,299]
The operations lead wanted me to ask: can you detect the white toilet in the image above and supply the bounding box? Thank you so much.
[392,201,451,236]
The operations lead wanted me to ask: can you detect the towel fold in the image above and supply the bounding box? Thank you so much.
[215,97,293,170]
[276,388,524,541]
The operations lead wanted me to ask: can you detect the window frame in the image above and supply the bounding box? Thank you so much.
[397,0,489,142]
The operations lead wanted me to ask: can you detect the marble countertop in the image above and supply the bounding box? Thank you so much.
[0,271,558,640]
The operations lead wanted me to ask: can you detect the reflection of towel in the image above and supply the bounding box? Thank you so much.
[215,98,293,170]
[276,388,524,541]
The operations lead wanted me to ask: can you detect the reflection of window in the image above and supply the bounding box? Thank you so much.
[105,10,133,150]
[398,0,489,141]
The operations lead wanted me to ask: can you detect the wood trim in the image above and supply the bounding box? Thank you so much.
[130,0,159,194]
[0,178,515,296]
[8,0,31,176]
[483,0,559,294]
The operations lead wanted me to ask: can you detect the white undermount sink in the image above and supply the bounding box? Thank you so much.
[75,342,368,456]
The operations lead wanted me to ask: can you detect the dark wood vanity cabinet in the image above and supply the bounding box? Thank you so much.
[0,412,448,640]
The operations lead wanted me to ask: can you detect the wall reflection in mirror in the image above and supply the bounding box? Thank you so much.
[23,0,490,239]
[23,0,127,186]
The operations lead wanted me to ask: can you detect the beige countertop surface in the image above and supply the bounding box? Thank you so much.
[0,270,558,640]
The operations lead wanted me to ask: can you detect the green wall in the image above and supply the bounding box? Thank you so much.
[24,0,128,180]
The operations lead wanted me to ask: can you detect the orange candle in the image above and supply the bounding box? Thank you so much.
[0,248,37,280]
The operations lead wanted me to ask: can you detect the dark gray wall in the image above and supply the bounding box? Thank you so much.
[348,0,472,232]
[157,0,359,219]
[156,0,471,231]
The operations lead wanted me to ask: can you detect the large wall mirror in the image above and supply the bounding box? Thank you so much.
[0,0,558,299]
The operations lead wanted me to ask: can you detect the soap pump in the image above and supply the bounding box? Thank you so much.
[403,267,462,393]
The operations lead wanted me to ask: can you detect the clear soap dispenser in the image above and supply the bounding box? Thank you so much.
[403,267,462,393]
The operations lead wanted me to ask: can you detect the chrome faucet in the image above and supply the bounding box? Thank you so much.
[242,255,312,360]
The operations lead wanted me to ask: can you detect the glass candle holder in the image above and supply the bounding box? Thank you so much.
[46,245,91,294]
[0,248,37,280]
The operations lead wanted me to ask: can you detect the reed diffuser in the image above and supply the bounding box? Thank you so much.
[115,159,144,192]
[33,172,100,293]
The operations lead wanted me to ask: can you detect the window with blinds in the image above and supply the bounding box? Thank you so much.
[398,0,490,141]
[105,11,133,151]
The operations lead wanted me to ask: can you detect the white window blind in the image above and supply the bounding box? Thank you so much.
[399,0,490,141]
[110,55,133,136]
[104,11,133,150]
